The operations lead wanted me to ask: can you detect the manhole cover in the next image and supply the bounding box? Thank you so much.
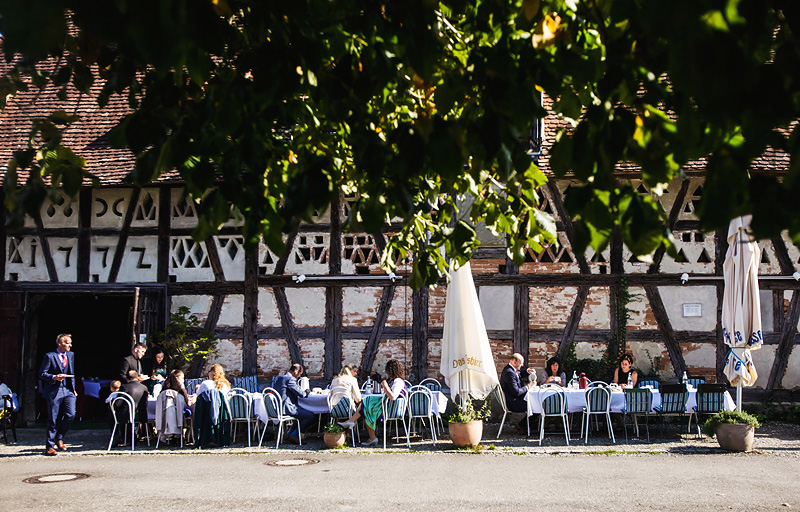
[24,473,90,484]
[265,458,319,467]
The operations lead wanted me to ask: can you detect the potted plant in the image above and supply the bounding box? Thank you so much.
[702,410,761,452]
[447,398,491,448]
[323,423,346,449]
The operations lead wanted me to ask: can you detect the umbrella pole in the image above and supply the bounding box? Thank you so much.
[736,382,742,412]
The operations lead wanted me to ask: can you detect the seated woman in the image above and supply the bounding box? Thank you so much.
[361,359,406,446]
[196,364,231,395]
[613,354,638,388]
[162,370,195,406]
[145,349,168,394]
[329,365,362,427]
[539,356,567,386]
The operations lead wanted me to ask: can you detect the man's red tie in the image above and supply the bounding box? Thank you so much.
[62,353,67,368]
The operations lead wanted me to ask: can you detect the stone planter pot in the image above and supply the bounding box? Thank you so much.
[449,420,483,447]
[323,432,346,449]
[716,423,755,452]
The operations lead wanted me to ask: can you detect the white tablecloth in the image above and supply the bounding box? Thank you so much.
[252,391,448,425]
[524,387,735,415]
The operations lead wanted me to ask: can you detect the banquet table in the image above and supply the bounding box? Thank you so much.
[524,386,735,415]
[82,379,113,399]
[252,390,448,425]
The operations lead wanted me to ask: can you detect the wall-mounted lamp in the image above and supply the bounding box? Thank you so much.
[680,273,689,285]
[294,274,307,283]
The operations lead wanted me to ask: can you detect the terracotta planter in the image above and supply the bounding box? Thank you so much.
[449,420,483,447]
[716,423,755,452]
[323,432,346,449]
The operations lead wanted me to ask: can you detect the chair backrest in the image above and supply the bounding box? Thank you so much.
[688,378,706,388]
[585,386,611,413]
[537,388,565,416]
[587,381,609,388]
[696,383,726,414]
[404,380,412,389]
[261,388,283,419]
[659,383,688,413]
[637,379,660,389]
[233,375,260,393]
[227,388,251,420]
[382,395,407,420]
[623,388,653,414]
[185,378,203,394]
[407,386,433,418]
[109,392,135,424]
[328,394,354,420]
[492,385,510,414]
[419,378,442,392]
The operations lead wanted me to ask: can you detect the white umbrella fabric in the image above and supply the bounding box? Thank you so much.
[722,215,762,411]
[440,261,499,405]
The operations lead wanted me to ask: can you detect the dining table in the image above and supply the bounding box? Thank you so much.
[524,386,735,415]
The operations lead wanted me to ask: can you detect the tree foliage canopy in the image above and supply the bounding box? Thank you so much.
[1,0,799,287]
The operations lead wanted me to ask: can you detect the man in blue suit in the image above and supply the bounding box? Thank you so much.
[274,363,314,443]
[39,333,77,456]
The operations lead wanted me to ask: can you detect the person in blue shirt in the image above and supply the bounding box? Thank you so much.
[274,363,315,443]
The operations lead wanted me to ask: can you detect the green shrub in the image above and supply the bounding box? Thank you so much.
[323,423,344,434]
[447,398,491,423]
[702,410,761,438]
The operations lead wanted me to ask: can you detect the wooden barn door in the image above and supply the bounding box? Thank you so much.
[0,292,22,390]
[132,287,166,347]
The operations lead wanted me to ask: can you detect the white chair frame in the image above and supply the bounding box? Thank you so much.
[493,385,512,439]
[537,387,570,446]
[227,388,254,447]
[107,392,136,452]
[258,388,300,448]
[406,386,437,446]
[581,386,615,444]
[327,392,360,447]
[382,395,410,450]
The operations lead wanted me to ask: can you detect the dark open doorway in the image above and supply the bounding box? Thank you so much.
[35,294,134,383]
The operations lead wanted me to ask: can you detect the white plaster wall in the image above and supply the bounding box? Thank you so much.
[386,286,413,327]
[93,189,133,228]
[628,341,670,378]
[170,295,213,321]
[39,191,79,229]
[342,339,367,368]
[130,188,159,228]
[572,342,607,361]
[342,287,381,327]
[169,236,215,282]
[781,348,800,389]
[48,237,78,282]
[626,287,657,329]
[577,288,611,329]
[760,290,773,332]
[204,338,242,377]
[257,340,292,377]
[117,236,158,282]
[299,338,325,378]
[5,236,51,281]
[170,189,198,229]
[758,241,782,275]
[217,295,244,327]
[215,236,245,281]
[286,288,325,327]
[750,345,777,389]
[660,236,716,275]
[89,236,116,282]
[257,289,282,327]
[682,343,716,369]
[659,286,717,331]
[479,286,514,330]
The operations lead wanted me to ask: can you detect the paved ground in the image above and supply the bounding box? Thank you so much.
[1,422,798,511]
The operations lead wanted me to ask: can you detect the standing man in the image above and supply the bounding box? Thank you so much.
[39,333,77,456]
[500,353,535,432]
[274,363,315,444]
[119,342,147,381]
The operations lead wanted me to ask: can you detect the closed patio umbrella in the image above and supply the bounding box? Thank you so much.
[440,261,499,406]
[722,216,762,411]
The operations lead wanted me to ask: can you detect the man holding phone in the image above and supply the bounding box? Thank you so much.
[39,333,77,456]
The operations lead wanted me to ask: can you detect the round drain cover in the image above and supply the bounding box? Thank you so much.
[266,458,319,467]
[24,473,90,484]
